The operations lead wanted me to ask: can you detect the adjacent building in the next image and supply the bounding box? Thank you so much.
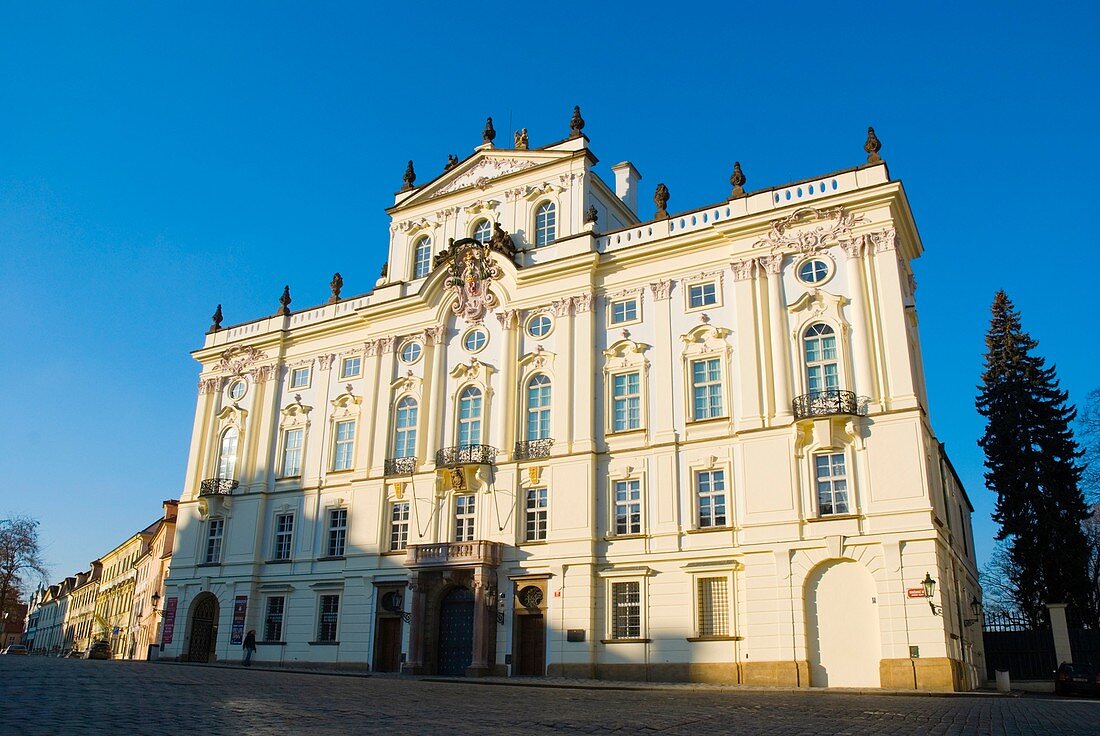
[160,116,982,690]
[131,500,179,659]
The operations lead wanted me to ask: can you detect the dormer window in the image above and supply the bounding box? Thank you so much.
[535,202,556,246]
[413,236,432,279]
[473,219,492,244]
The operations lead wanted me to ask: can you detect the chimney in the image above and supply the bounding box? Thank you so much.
[611,161,642,216]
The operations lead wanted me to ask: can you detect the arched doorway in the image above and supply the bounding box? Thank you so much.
[436,587,474,676]
[806,560,881,687]
[187,593,219,663]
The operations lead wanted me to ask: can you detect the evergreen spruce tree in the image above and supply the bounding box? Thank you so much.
[976,291,1092,625]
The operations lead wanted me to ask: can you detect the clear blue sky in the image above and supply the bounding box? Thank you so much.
[1,2,1096,585]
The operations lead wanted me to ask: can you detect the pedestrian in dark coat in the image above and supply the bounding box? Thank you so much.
[242,629,257,667]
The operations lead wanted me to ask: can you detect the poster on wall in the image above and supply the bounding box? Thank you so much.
[162,597,178,645]
[230,595,248,645]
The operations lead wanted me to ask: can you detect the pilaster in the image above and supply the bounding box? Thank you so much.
[571,292,596,454]
[842,236,877,406]
[759,255,792,423]
[731,259,763,429]
[650,279,676,444]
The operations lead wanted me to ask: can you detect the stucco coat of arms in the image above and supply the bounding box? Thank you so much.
[448,241,503,324]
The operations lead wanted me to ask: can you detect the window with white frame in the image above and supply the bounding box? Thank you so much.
[340,356,362,379]
[333,419,356,470]
[457,386,482,447]
[610,297,639,325]
[327,508,347,557]
[526,374,551,441]
[389,502,410,551]
[534,201,556,246]
[815,453,849,515]
[273,513,294,561]
[217,427,238,480]
[281,428,303,477]
[413,235,432,279]
[399,340,422,364]
[804,323,839,395]
[611,372,641,432]
[610,581,641,639]
[525,488,548,542]
[317,594,340,642]
[690,358,723,420]
[526,313,552,338]
[454,494,476,542]
[290,366,311,389]
[204,518,224,564]
[472,219,491,243]
[393,396,417,459]
[613,479,642,535]
[696,469,728,528]
[696,577,730,637]
[263,596,284,641]
[688,281,718,309]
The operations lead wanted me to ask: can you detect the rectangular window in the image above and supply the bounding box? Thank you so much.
[691,358,723,420]
[204,518,224,564]
[327,508,347,558]
[281,428,304,477]
[697,577,729,637]
[815,453,849,515]
[612,372,642,432]
[696,470,727,528]
[613,479,642,535]
[610,298,639,325]
[389,502,410,551]
[333,420,356,470]
[290,367,311,389]
[264,596,285,641]
[454,494,476,542]
[611,581,641,639]
[273,513,294,561]
[340,356,361,379]
[317,594,339,642]
[688,282,717,309]
[525,488,548,542]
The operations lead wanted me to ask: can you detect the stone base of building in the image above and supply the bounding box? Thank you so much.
[879,657,966,692]
[740,660,812,687]
[549,660,807,686]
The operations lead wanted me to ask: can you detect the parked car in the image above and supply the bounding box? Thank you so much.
[1,645,28,655]
[1054,662,1100,697]
[85,641,111,660]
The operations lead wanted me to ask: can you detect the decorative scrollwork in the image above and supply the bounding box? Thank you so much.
[435,444,498,468]
[513,439,554,460]
[384,456,417,476]
[199,478,239,496]
[792,390,867,420]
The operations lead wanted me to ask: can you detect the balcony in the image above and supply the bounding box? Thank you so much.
[384,456,417,476]
[792,390,868,420]
[405,540,503,569]
[434,444,498,468]
[513,438,554,460]
[199,478,239,496]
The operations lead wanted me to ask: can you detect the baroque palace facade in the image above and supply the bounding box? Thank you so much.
[161,114,983,690]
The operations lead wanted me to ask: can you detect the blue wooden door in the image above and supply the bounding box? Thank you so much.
[437,587,474,676]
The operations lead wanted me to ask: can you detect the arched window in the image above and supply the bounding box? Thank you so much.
[413,236,432,279]
[457,386,482,447]
[217,427,238,480]
[472,219,492,244]
[526,375,552,441]
[803,323,839,395]
[393,397,418,458]
[534,202,556,246]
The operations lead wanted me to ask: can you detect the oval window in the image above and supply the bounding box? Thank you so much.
[527,314,552,338]
[798,258,830,284]
[399,341,423,364]
[227,380,247,400]
[463,328,488,352]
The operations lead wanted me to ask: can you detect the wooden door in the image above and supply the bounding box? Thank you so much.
[436,587,474,676]
[515,614,545,676]
[373,617,402,673]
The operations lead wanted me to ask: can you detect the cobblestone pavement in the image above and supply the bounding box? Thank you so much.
[2,657,1098,735]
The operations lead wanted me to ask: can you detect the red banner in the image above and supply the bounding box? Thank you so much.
[162,597,178,644]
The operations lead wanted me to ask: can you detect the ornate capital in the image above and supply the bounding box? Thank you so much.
[757,254,784,275]
[250,364,279,384]
[730,259,757,281]
[496,309,520,330]
[317,354,335,371]
[423,326,447,345]
[572,292,594,313]
[839,236,866,260]
[649,279,673,301]
[551,298,572,317]
[379,336,396,354]
[198,377,220,395]
[870,228,898,253]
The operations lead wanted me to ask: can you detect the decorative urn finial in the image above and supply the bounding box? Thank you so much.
[654,183,670,218]
[208,304,223,333]
[514,128,528,149]
[482,117,496,144]
[328,272,343,304]
[583,205,598,224]
[401,160,416,191]
[569,106,585,138]
[729,161,746,198]
[864,126,883,164]
[444,153,459,172]
[277,285,292,316]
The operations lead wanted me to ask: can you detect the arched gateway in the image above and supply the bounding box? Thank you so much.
[805,560,881,687]
[186,593,219,663]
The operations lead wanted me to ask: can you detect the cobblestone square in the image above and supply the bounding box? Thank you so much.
[2,658,1098,735]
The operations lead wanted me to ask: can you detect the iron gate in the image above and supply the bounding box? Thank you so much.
[982,611,1056,680]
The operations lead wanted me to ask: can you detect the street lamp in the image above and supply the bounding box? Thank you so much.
[921,572,942,616]
[963,596,983,627]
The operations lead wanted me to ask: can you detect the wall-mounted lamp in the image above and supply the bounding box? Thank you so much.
[921,573,942,616]
[963,596,983,627]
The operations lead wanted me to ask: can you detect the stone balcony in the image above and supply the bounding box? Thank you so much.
[405,540,503,569]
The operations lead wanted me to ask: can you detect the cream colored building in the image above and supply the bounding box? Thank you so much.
[65,564,101,654]
[131,501,178,659]
[96,527,153,658]
[162,116,982,690]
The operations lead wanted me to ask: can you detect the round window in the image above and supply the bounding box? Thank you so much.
[798,258,830,284]
[518,585,544,609]
[463,328,488,352]
[227,380,247,400]
[527,314,552,338]
[399,340,423,364]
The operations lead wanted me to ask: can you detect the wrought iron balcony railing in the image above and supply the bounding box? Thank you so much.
[199,478,239,496]
[513,438,554,460]
[384,456,417,476]
[792,390,868,420]
[434,444,498,468]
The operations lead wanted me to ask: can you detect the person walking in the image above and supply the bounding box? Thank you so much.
[242,629,257,667]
